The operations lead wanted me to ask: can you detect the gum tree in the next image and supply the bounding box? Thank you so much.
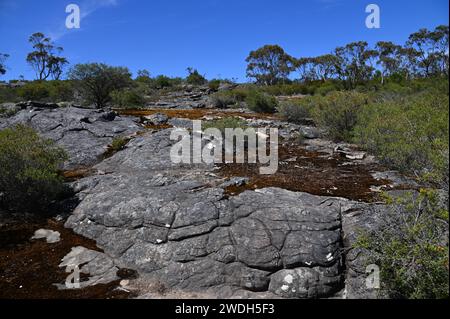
[246,45,295,85]
[68,63,132,108]
[26,32,68,80]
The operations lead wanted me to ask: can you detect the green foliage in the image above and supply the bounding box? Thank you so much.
[208,79,221,91]
[245,90,278,113]
[0,125,68,213]
[17,80,74,102]
[110,136,128,152]
[18,81,50,101]
[110,88,145,109]
[355,189,449,299]
[68,63,132,108]
[354,92,449,186]
[310,91,369,141]
[246,45,295,85]
[152,75,178,89]
[202,117,248,134]
[210,91,238,108]
[0,86,20,103]
[278,97,314,124]
[186,67,207,86]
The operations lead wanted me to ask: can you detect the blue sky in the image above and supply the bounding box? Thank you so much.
[0,0,448,81]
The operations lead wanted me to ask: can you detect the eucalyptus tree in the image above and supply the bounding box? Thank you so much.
[26,32,68,80]
[246,45,295,85]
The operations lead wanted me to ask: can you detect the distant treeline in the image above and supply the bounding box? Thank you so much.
[245,25,449,88]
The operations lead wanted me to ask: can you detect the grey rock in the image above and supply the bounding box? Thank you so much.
[143,113,169,125]
[299,126,320,139]
[56,246,119,289]
[31,229,61,243]
[0,106,142,169]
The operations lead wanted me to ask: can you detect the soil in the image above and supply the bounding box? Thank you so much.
[218,141,390,202]
[116,108,280,120]
[0,218,135,299]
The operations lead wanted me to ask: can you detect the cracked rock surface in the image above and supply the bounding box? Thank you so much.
[63,129,388,298]
[0,106,142,170]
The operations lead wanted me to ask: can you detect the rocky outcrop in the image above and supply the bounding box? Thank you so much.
[56,246,119,289]
[0,106,142,170]
[64,128,390,298]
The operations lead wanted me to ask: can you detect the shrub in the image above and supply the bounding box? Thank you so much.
[202,117,248,133]
[0,86,20,103]
[278,97,314,123]
[17,80,74,102]
[186,67,207,86]
[311,91,369,141]
[354,92,449,186]
[356,189,449,299]
[314,82,341,96]
[245,90,278,113]
[0,125,68,213]
[110,88,145,109]
[210,91,238,108]
[48,80,74,101]
[68,63,132,108]
[18,81,50,101]
[208,79,221,91]
[153,75,175,89]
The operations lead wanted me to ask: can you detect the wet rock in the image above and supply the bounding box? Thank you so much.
[31,229,61,243]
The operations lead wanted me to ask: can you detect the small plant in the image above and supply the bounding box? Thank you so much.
[111,136,129,151]
[186,67,207,86]
[202,117,248,134]
[210,91,237,108]
[104,136,130,158]
[278,97,313,123]
[110,88,145,109]
[208,79,221,91]
[355,189,449,299]
[311,91,369,141]
[245,90,278,113]
[0,125,68,213]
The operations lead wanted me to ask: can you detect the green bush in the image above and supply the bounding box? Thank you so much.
[311,91,369,141]
[0,125,68,213]
[152,75,175,89]
[245,90,278,113]
[18,81,50,101]
[278,97,314,123]
[48,80,74,101]
[17,81,74,102]
[202,117,248,133]
[210,91,238,108]
[356,189,449,299]
[354,92,449,186]
[68,63,132,108]
[186,68,207,86]
[0,86,20,103]
[208,79,221,91]
[110,88,145,109]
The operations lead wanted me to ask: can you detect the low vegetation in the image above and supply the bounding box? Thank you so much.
[0,125,68,214]
[356,189,449,299]
[245,90,278,113]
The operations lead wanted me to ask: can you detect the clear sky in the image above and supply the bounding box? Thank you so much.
[0,0,448,81]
